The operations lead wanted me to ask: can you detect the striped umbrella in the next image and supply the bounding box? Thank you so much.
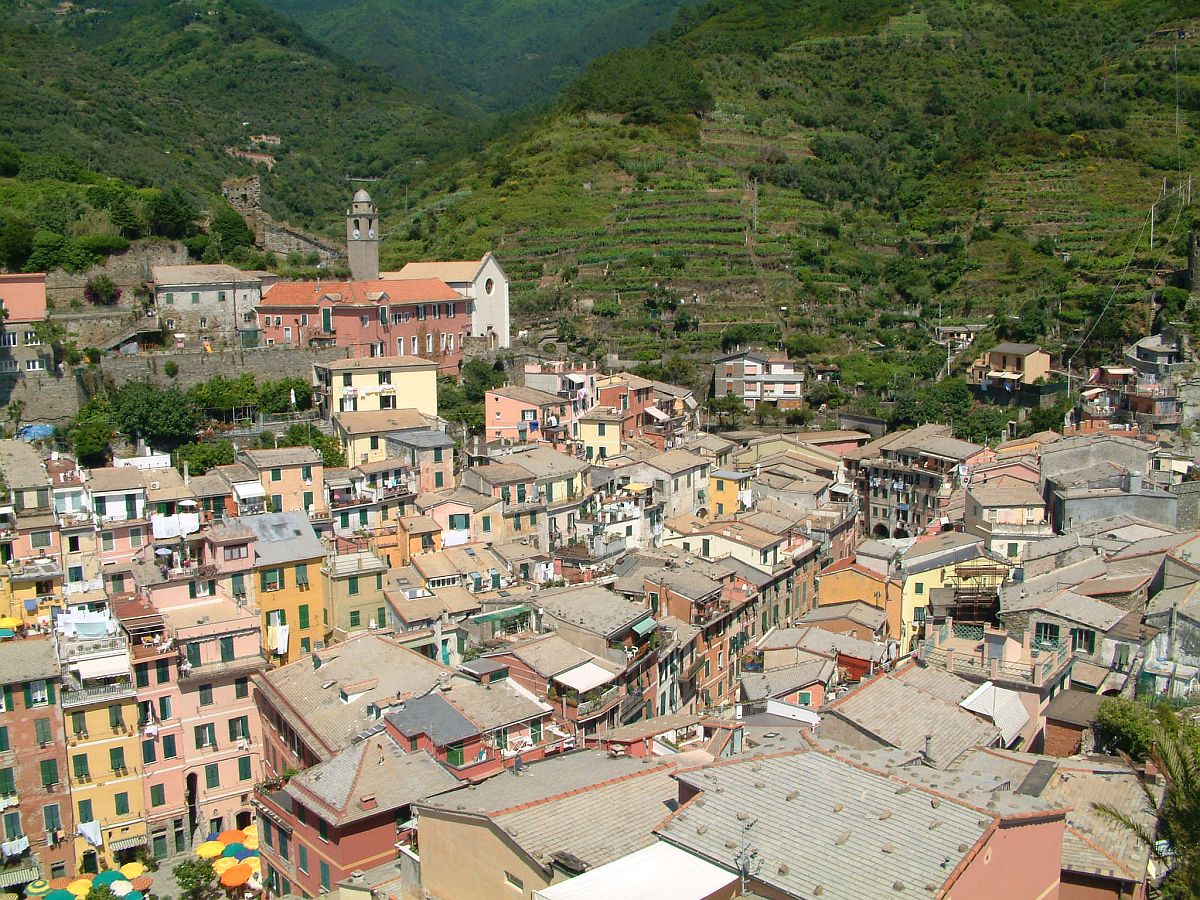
[24,881,50,897]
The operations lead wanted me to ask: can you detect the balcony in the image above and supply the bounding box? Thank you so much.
[62,578,105,597]
[61,677,136,709]
[572,685,621,718]
[164,563,218,583]
[178,653,269,682]
[917,621,1072,689]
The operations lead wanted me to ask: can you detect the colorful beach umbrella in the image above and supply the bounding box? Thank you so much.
[243,859,260,874]
[118,864,144,881]
[44,890,75,900]
[197,841,225,859]
[241,824,257,839]
[47,883,70,892]
[108,883,132,898]
[24,882,50,898]
[128,878,152,893]
[0,617,21,629]
[211,859,237,876]
[221,843,246,858]
[219,865,252,889]
[92,872,123,888]
[65,883,89,899]
[217,829,245,845]
[125,893,143,900]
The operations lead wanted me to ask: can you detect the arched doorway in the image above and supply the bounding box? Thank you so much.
[236,810,252,830]
[872,524,889,539]
[893,527,910,539]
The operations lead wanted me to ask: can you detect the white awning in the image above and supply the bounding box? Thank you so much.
[644,406,670,422]
[233,481,266,500]
[533,842,736,900]
[961,681,1030,746]
[554,661,617,693]
[73,655,130,680]
[1102,366,1135,375]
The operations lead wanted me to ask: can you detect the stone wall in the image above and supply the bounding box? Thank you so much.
[45,239,188,306]
[100,345,351,391]
[1171,480,1200,531]
[262,222,342,261]
[222,174,343,262]
[0,370,85,423]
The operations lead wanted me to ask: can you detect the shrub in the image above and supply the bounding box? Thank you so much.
[164,361,179,378]
[84,275,121,306]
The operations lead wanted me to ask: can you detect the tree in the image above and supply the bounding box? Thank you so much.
[461,359,507,403]
[176,441,234,475]
[146,188,198,239]
[1094,711,1200,898]
[7,399,24,436]
[707,392,744,428]
[282,424,344,467]
[70,400,115,465]
[257,376,311,414]
[111,383,200,446]
[1094,697,1157,760]
[84,275,121,306]
[173,858,217,900]
[86,885,117,900]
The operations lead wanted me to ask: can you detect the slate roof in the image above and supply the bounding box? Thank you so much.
[760,626,888,663]
[254,633,449,759]
[286,732,458,825]
[825,671,1001,768]
[487,385,562,407]
[385,690,480,745]
[1002,588,1126,631]
[490,765,679,870]
[1043,689,1104,728]
[740,657,836,702]
[418,750,658,815]
[538,584,651,637]
[0,638,59,685]
[240,446,322,468]
[239,512,324,566]
[658,752,999,899]
[335,409,430,435]
[493,634,612,679]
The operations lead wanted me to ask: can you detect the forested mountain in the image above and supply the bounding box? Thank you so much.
[384,0,1200,406]
[1,0,459,232]
[260,0,697,115]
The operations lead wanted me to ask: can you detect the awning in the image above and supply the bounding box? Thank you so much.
[470,604,530,624]
[532,842,736,900]
[73,656,130,680]
[233,481,266,500]
[986,371,1022,380]
[631,617,657,637]
[0,864,42,887]
[554,661,616,693]
[108,834,148,852]
[960,681,1030,746]
[644,406,670,422]
[1102,366,1135,375]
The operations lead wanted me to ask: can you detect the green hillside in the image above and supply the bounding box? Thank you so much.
[383,0,1200,392]
[2,0,459,233]
[260,0,697,115]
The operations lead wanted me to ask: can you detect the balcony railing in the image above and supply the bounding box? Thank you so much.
[573,685,621,717]
[61,677,136,709]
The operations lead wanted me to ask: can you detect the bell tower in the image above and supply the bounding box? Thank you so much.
[346,189,379,281]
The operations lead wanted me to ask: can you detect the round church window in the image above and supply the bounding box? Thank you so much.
[485,278,495,295]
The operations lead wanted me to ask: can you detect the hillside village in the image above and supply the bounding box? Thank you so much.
[0,179,1195,899]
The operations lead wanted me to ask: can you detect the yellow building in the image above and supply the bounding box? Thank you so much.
[897,533,1011,651]
[332,408,432,466]
[578,409,623,462]
[0,558,64,626]
[817,557,902,639]
[242,512,327,664]
[707,469,750,520]
[58,626,147,871]
[313,356,438,419]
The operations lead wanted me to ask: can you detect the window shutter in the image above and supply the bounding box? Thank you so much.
[22,684,31,710]
[188,581,197,599]
[2,686,12,712]
[45,682,55,705]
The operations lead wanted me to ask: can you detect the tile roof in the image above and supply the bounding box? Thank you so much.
[491,634,611,679]
[1001,588,1126,631]
[260,278,459,307]
[0,441,49,490]
[1043,689,1103,728]
[487,385,563,407]
[335,409,431,434]
[240,446,322,468]
[658,751,997,899]
[760,626,888,663]
[386,258,488,283]
[639,449,710,475]
[152,264,252,286]
[740,657,835,702]
[967,475,1045,508]
[255,633,449,758]
[798,601,888,632]
[286,732,458,825]
[824,671,1001,768]
[84,465,145,493]
[989,342,1044,356]
[317,355,439,372]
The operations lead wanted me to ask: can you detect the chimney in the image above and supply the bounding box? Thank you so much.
[1126,470,1143,494]
[923,734,933,761]
[182,460,190,485]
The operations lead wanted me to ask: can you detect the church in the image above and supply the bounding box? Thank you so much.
[256,190,510,371]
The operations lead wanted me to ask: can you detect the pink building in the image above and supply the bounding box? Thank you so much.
[595,373,656,441]
[483,385,574,446]
[86,468,150,595]
[256,279,466,373]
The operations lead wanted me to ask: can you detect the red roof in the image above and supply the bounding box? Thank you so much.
[0,273,46,323]
[259,277,459,309]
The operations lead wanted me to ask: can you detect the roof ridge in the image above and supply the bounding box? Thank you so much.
[1065,824,1140,880]
[490,761,678,818]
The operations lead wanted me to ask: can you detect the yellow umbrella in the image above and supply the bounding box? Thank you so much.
[211,859,237,876]
[243,858,260,874]
[0,617,19,630]
[241,824,258,839]
[117,865,144,881]
[66,883,90,899]
[242,837,259,851]
[196,841,224,859]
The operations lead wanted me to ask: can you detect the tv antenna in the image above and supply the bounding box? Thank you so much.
[735,818,760,892]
